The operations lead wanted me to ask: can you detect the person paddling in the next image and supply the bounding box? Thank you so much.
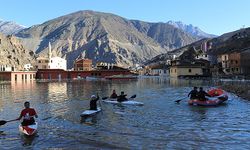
[90,93,99,110]
[197,87,211,101]
[117,91,128,102]
[188,87,198,99]
[16,101,38,126]
[110,90,118,99]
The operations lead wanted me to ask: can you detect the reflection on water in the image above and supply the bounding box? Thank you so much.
[21,134,38,146]
[0,77,250,149]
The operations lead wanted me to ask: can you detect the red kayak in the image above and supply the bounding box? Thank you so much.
[188,88,228,106]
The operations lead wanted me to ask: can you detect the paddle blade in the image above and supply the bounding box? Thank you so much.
[175,100,181,103]
[102,97,108,100]
[130,94,136,99]
[0,120,7,126]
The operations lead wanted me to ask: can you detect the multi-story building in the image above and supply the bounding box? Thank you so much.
[219,48,250,76]
[219,52,241,75]
[169,59,210,78]
[74,59,92,71]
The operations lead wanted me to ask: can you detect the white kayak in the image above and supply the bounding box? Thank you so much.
[80,107,101,117]
[102,100,144,106]
[19,122,38,136]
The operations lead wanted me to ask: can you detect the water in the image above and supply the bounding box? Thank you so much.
[1,77,250,149]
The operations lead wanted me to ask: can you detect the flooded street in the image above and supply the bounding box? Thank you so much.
[1,77,250,149]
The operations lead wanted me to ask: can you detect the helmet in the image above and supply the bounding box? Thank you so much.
[91,95,96,98]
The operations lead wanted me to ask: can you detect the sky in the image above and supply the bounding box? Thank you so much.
[0,0,249,35]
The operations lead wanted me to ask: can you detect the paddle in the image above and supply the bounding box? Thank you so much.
[0,119,17,126]
[129,94,136,99]
[102,96,109,100]
[175,96,188,103]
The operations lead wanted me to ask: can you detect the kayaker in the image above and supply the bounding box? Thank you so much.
[188,87,198,99]
[90,93,99,110]
[197,87,211,101]
[16,101,38,126]
[117,91,128,102]
[110,90,118,99]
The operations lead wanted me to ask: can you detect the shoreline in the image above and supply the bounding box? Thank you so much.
[218,82,250,100]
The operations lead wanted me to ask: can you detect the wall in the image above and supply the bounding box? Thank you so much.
[170,66,203,77]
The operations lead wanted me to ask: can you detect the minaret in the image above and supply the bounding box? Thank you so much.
[48,42,52,60]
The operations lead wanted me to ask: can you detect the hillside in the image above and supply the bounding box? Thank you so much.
[146,27,250,65]
[0,33,35,70]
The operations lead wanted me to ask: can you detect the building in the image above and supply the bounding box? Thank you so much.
[74,59,92,71]
[169,59,210,78]
[219,52,242,75]
[0,71,36,81]
[240,48,250,75]
[170,65,203,77]
[0,65,15,71]
[24,64,33,71]
[36,68,136,80]
[35,42,67,70]
[145,64,169,76]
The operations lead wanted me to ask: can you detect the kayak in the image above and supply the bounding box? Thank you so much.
[102,99,144,106]
[80,107,101,117]
[188,88,228,106]
[19,122,38,136]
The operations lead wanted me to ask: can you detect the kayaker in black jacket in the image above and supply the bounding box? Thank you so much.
[117,91,128,102]
[110,90,118,99]
[90,93,99,110]
[188,87,198,99]
[197,87,211,101]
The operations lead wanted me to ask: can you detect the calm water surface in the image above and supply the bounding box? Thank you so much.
[0,77,250,149]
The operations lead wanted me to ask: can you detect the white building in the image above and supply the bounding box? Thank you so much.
[35,42,67,70]
[24,64,33,71]
[0,65,14,71]
[48,57,67,70]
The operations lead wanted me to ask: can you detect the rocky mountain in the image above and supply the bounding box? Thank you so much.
[0,33,35,70]
[130,20,197,49]
[0,20,25,35]
[15,10,199,68]
[167,21,216,38]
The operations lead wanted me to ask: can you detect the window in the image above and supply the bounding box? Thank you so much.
[38,60,41,63]
[15,74,17,81]
[25,74,27,80]
[22,74,24,80]
[174,69,176,73]
[30,74,32,79]
[235,60,238,64]
[189,69,192,73]
[236,68,239,71]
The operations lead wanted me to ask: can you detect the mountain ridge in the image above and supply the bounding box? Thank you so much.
[0,20,26,35]
[15,10,200,68]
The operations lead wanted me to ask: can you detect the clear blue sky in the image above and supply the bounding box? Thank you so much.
[0,0,249,35]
